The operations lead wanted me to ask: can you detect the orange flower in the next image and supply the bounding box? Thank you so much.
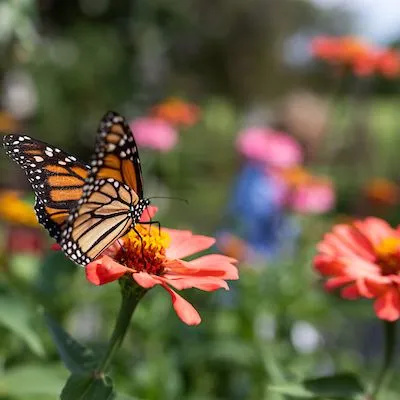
[364,178,399,206]
[338,37,370,64]
[278,166,311,187]
[151,97,200,127]
[314,217,400,321]
[86,207,238,325]
[311,35,400,78]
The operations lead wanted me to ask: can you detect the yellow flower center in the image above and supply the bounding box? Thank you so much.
[116,225,171,275]
[375,237,400,275]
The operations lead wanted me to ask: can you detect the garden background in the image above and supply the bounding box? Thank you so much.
[0,0,400,399]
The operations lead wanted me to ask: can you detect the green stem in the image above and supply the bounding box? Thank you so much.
[96,279,147,374]
[370,321,397,399]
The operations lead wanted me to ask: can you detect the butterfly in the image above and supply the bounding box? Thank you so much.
[3,111,150,266]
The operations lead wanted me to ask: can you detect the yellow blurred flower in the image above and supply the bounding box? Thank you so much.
[364,178,400,206]
[0,191,38,227]
[151,97,201,127]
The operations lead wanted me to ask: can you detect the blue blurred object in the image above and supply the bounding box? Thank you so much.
[221,162,300,262]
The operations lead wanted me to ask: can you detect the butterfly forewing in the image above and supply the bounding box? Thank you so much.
[3,134,89,240]
[91,111,144,197]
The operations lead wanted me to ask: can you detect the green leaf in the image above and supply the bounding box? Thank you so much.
[44,313,98,374]
[0,294,44,356]
[60,374,115,400]
[0,364,67,398]
[115,394,139,400]
[269,373,365,399]
[269,384,317,398]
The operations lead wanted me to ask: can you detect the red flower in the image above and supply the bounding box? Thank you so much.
[86,207,238,325]
[376,49,400,78]
[314,217,400,321]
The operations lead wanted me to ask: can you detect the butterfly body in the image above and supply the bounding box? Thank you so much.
[3,111,150,266]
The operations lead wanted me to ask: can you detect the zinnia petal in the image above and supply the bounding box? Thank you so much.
[161,283,201,325]
[324,276,354,291]
[374,288,400,321]
[355,217,398,247]
[341,284,361,299]
[133,272,162,288]
[163,275,229,291]
[186,255,239,279]
[140,206,158,223]
[166,233,215,259]
[86,256,129,285]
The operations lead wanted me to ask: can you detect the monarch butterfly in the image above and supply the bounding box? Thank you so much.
[3,111,150,266]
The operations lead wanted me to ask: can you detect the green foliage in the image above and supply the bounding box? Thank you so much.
[0,364,67,399]
[269,374,365,399]
[61,374,114,400]
[0,294,44,356]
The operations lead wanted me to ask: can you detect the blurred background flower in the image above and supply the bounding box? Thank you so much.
[129,117,178,152]
[151,97,201,127]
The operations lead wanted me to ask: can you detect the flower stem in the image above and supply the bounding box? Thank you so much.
[370,321,397,399]
[96,279,147,374]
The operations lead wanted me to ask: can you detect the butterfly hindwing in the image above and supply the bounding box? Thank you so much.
[3,134,89,239]
[60,178,140,266]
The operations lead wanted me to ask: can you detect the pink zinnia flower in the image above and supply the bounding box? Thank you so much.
[129,117,178,152]
[236,128,303,169]
[86,207,238,325]
[314,217,400,321]
[290,179,335,214]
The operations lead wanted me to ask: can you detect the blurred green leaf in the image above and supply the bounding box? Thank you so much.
[60,374,115,400]
[115,394,139,400]
[269,373,365,399]
[0,364,67,398]
[44,313,98,374]
[0,294,44,356]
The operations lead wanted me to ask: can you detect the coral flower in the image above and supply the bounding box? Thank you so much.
[377,50,400,78]
[129,117,178,152]
[86,207,238,325]
[151,97,201,127]
[314,217,400,321]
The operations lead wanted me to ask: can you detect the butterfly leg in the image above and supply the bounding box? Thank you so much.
[139,220,161,235]
[133,225,146,263]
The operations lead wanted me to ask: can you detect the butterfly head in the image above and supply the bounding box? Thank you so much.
[130,197,151,223]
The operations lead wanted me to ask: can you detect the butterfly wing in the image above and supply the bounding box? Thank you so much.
[58,111,148,266]
[60,178,139,266]
[3,134,89,240]
[91,111,144,196]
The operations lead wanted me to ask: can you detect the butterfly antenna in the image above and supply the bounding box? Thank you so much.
[147,196,189,205]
